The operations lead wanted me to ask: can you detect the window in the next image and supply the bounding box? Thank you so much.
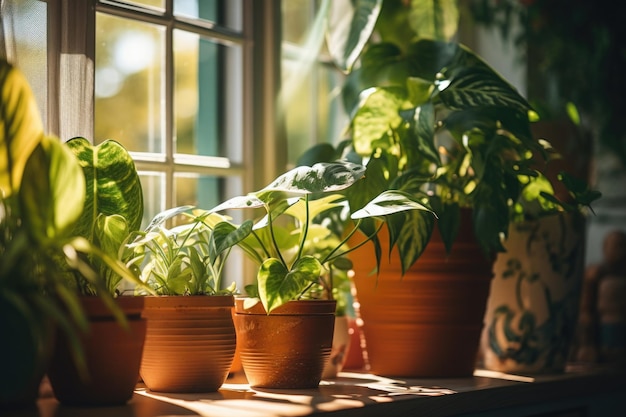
[94,0,247,226]
[1,0,343,287]
[280,0,348,167]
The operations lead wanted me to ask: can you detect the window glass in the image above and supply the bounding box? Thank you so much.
[173,30,243,162]
[95,13,165,154]
[174,0,243,32]
[138,172,166,227]
[281,1,348,166]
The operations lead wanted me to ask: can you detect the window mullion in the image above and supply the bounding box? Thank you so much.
[164,0,174,212]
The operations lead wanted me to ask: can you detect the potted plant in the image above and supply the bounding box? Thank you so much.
[126,205,251,392]
[206,161,435,388]
[45,137,150,406]
[0,60,140,408]
[298,0,599,377]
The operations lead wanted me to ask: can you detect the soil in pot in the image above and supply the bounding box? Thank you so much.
[140,295,236,393]
[47,296,146,406]
[234,299,336,389]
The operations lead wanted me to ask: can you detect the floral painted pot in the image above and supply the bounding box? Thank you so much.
[480,212,586,374]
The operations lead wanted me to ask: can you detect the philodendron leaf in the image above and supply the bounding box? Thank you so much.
[351,190,436,219]
[145,205,194,232]
[258,256,322,313]
[409,0,459,41]
[19,135,86,241]
[261,161,366,194]
[353,87,408,157]
[66,137,144,241]
[326,0,382,73]
[212,220,254,263]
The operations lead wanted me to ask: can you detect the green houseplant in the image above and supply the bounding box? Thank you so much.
[0,60,143,408]
[125,206,251,392]
[298,0,600,377]
[0,60,91,409]
[45,137,150,406]
[206,160,435,388]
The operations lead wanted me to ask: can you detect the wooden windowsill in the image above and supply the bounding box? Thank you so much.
[17,363,626,417]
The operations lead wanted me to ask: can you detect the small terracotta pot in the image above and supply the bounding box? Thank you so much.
[140,295,236,393]
[234,299,336,389]
[47,296,146,406]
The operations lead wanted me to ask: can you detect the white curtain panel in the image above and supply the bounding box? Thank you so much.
[0,0,94,140]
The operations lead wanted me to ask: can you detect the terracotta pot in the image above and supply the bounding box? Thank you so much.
[234,299,336,388]
[140,295,236,393]
[47,296,146,406]
[481,212,586,374]
[351,209,493,377]
[322,315,352,379]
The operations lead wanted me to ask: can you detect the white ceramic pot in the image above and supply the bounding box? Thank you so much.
[322,315,351,379]
[480,212,586,374]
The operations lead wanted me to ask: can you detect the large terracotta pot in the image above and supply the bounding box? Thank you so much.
[140,295,236,393]
[480,212,586,374]
[351,209,493,377]
[234,299,336,388]
[47,296,146,406]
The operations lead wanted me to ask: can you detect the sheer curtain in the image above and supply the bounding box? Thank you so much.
[0,0,94,140]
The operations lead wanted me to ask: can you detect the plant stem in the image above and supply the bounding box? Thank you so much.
[322,219,384,264]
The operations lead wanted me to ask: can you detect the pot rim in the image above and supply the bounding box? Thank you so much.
[234,298,336,316]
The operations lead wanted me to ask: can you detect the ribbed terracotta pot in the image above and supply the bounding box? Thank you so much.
[47,296,146,406]
[351,209,493,377]
[140,295,236,393]
[234,299,336,389]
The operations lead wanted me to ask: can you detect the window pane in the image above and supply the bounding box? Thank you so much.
[174,0,243,32]
[173,30,243,162]
[282,0,313,45]
[95,13,165,153]
[174,174,242,213]
[138,172,166,229]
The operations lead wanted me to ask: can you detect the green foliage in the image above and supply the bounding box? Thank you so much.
[65,137,146,295]
[209,161,436,313]
[300,1,600,264]
[128,206,249,296]
[469,0,626,165]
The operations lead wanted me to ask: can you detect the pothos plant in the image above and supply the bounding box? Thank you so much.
[126,206,252,296]
[206,161,436,314]
[300,0,600,275]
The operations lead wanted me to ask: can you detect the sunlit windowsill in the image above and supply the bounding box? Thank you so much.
[28,363,626,417]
